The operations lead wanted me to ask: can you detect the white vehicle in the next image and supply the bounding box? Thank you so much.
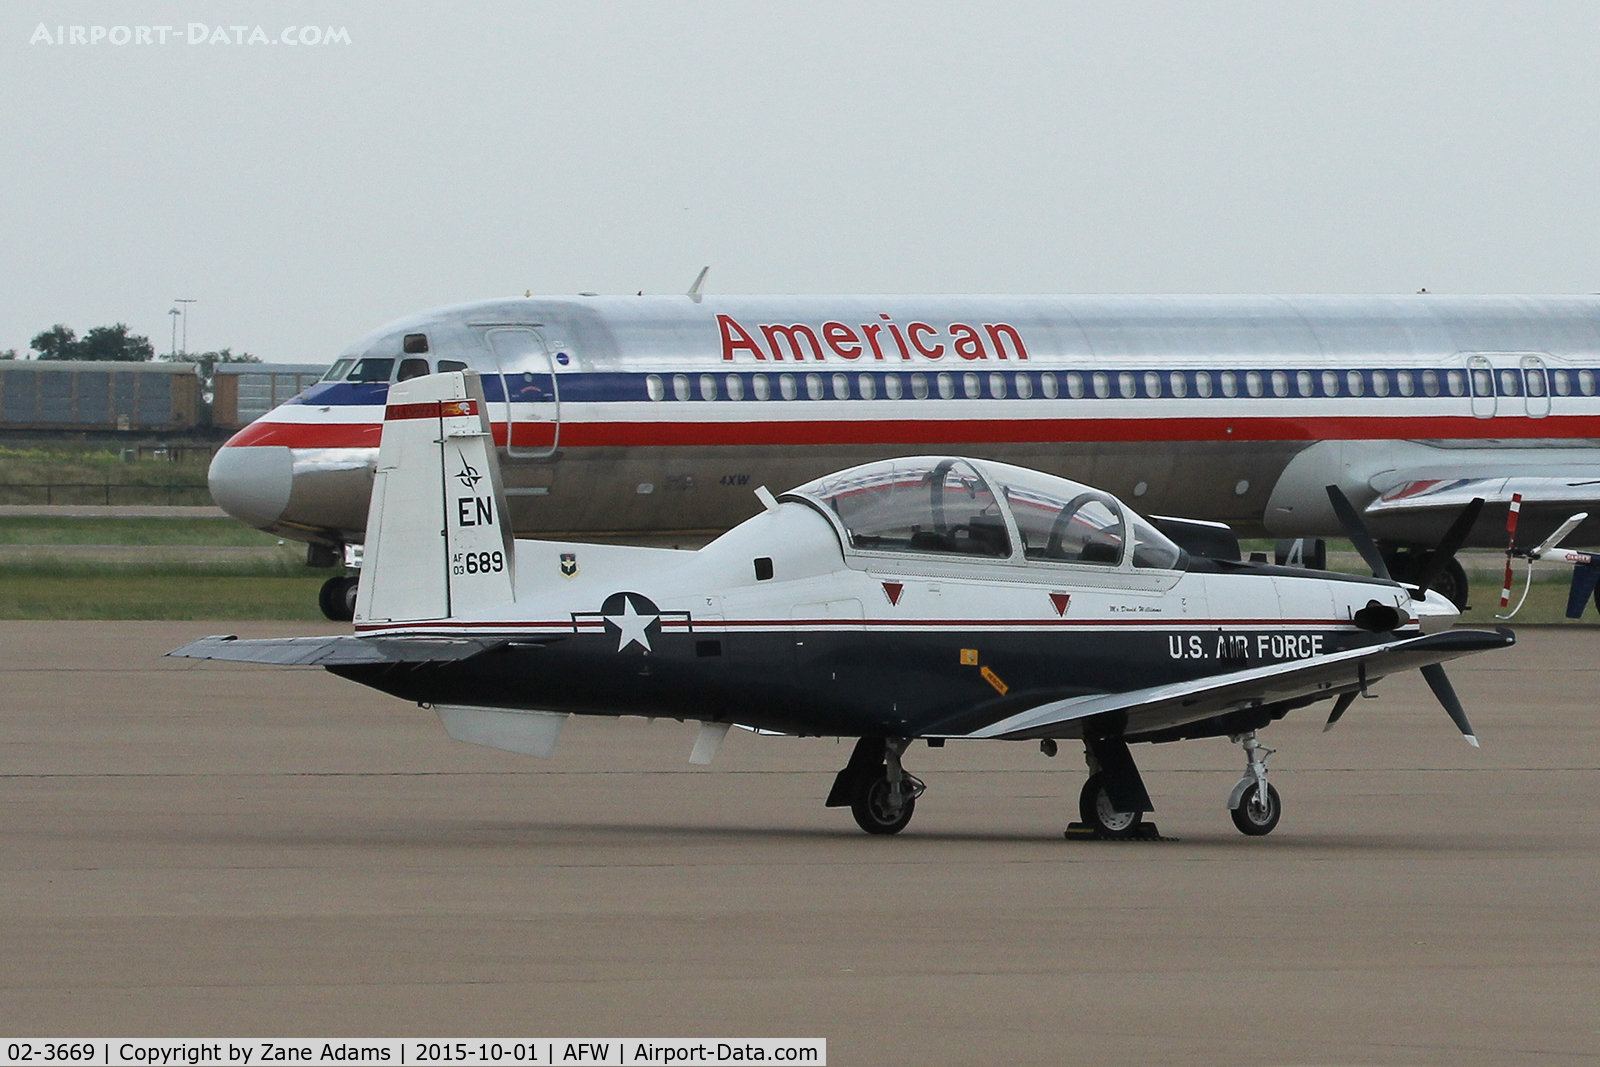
[178,372,1513,838]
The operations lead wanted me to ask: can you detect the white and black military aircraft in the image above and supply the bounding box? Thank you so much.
[176,372,1515,838]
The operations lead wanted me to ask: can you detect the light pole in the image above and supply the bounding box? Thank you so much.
[168,307,180,358]
[174,299,196,357]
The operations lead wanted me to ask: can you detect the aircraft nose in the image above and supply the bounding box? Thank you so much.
[209,445,293,529]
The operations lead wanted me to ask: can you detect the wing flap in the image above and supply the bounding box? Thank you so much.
[168,633,504,666]
[952,628,1514,741]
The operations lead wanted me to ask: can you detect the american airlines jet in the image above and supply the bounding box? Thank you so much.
[208,292,1600,618]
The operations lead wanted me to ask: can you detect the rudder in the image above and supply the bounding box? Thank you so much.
[355,372,515,623]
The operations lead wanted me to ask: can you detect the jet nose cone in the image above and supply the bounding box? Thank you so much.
[209,445,293,529]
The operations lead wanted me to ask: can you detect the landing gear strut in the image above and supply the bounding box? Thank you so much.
[1227,730,1282,835]
[827,736,925,835]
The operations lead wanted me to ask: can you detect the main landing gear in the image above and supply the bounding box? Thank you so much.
[318,575,359,621]
[827,737,926,834]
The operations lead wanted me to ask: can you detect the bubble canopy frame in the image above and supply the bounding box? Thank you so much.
[785,456,1186,570]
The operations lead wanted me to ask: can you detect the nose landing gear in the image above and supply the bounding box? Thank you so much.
[1227,730,1282,835]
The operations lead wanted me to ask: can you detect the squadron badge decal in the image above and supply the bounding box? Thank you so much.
[559,552,578,578]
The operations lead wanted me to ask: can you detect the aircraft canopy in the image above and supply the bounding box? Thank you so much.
[789,456,1185,570]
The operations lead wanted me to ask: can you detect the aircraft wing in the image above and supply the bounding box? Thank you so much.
[1366,476,1600,514]
[951,628,1514,741]
[168,633,506,667]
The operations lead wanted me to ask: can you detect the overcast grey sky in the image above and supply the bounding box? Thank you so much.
[4,1,1598,362]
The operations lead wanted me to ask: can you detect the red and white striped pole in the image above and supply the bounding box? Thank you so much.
[1500,493,1523,608]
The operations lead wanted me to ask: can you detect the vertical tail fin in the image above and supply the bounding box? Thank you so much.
[355,372,515,624]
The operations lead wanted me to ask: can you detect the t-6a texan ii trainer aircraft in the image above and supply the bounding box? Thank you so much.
[176,372,1514,838]
[208,291,1600,619]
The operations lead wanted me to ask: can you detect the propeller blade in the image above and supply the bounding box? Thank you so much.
[1500,557,1515,609]
[1412,497,1485,597]
[1506,492,1523,546]
[1531,511,1587,559]
[1325,485,1392,581]
[1322,690,1359,732]
[1420,663,1479,747]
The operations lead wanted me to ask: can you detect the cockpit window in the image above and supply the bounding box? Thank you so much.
[346,357,396,383]
[438,360,469,373]
[397,358,431,382]
[322,359,354,382]
[805,458,1010,557]
[1007,482,1125,565]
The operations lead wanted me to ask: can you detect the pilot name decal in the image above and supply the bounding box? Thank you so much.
[717,314,1029,363]
[1169,632,1326,661]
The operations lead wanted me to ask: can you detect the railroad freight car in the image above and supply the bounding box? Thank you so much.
[212,363,329,429]
[0,361,201,432]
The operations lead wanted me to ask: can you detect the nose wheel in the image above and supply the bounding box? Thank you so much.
[1227,730,1282,836]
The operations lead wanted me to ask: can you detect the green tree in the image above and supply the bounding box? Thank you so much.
[30,324,78,360]
[31,323,155,361]
[0,349,16,360]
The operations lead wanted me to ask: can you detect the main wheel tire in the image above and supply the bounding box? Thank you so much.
[319,575,358,622]
[850,774,915,835]
[1078,772,1144,839]
[1230,782,1282,836]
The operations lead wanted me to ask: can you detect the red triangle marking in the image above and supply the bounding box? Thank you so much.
[883,582,904,606]
[1049,592,1071,617]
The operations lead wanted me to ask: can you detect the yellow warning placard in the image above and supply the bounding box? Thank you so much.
[980,665,1009,695]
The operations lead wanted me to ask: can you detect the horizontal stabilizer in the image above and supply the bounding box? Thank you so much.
[168,633,502,666]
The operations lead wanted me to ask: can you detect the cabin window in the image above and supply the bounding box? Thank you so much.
[699,374,718,401]
[438,360,468,374]
[910,373,929,400]
[1144,371,1163,398]
[752,374,771,400]
[1039,372,1059,398]
[1092,372,1110,399]
[322,359,355,382]
[1219,371,1238,398]
[963,372,981,398]
[1066,372,1085,399]
[1169,372,1188,398]
[806,373,825,400]
[1446,370,1466,396]
[833,373,851,400]
[1498,369,1521,396]
[1296,370,1313,397]
[646,374,665,401]
[672,374,691,401]
[936,372,954,399]
[1421,369,1440,396]
[1195,372,1213,398]
[1346,371,1365,397]
[726,374,746,400]
[1372,370,1389,397]
[812,458,1010,558]
[402,333,429,354]
[1271,371,1289,397]
[1471,369,1493,398]
[989,372,1008,399]
[780,374,798,400]
[397,358,431,382]
[884,374,903,400]
[1015,372,1034,399]
[1245,371,1264,398]
[1396,371,1414,397]
[1581,370,1597,395]
[1553,369,1571,396]
[1321,370,1339,396]
[857,373,876,400]
[1527,368,1547,396]
[1115,371,1134,398]
[347,358,396,383]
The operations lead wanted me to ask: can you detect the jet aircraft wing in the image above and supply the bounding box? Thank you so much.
[953,628,1514,742]
[169,633,507,667]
